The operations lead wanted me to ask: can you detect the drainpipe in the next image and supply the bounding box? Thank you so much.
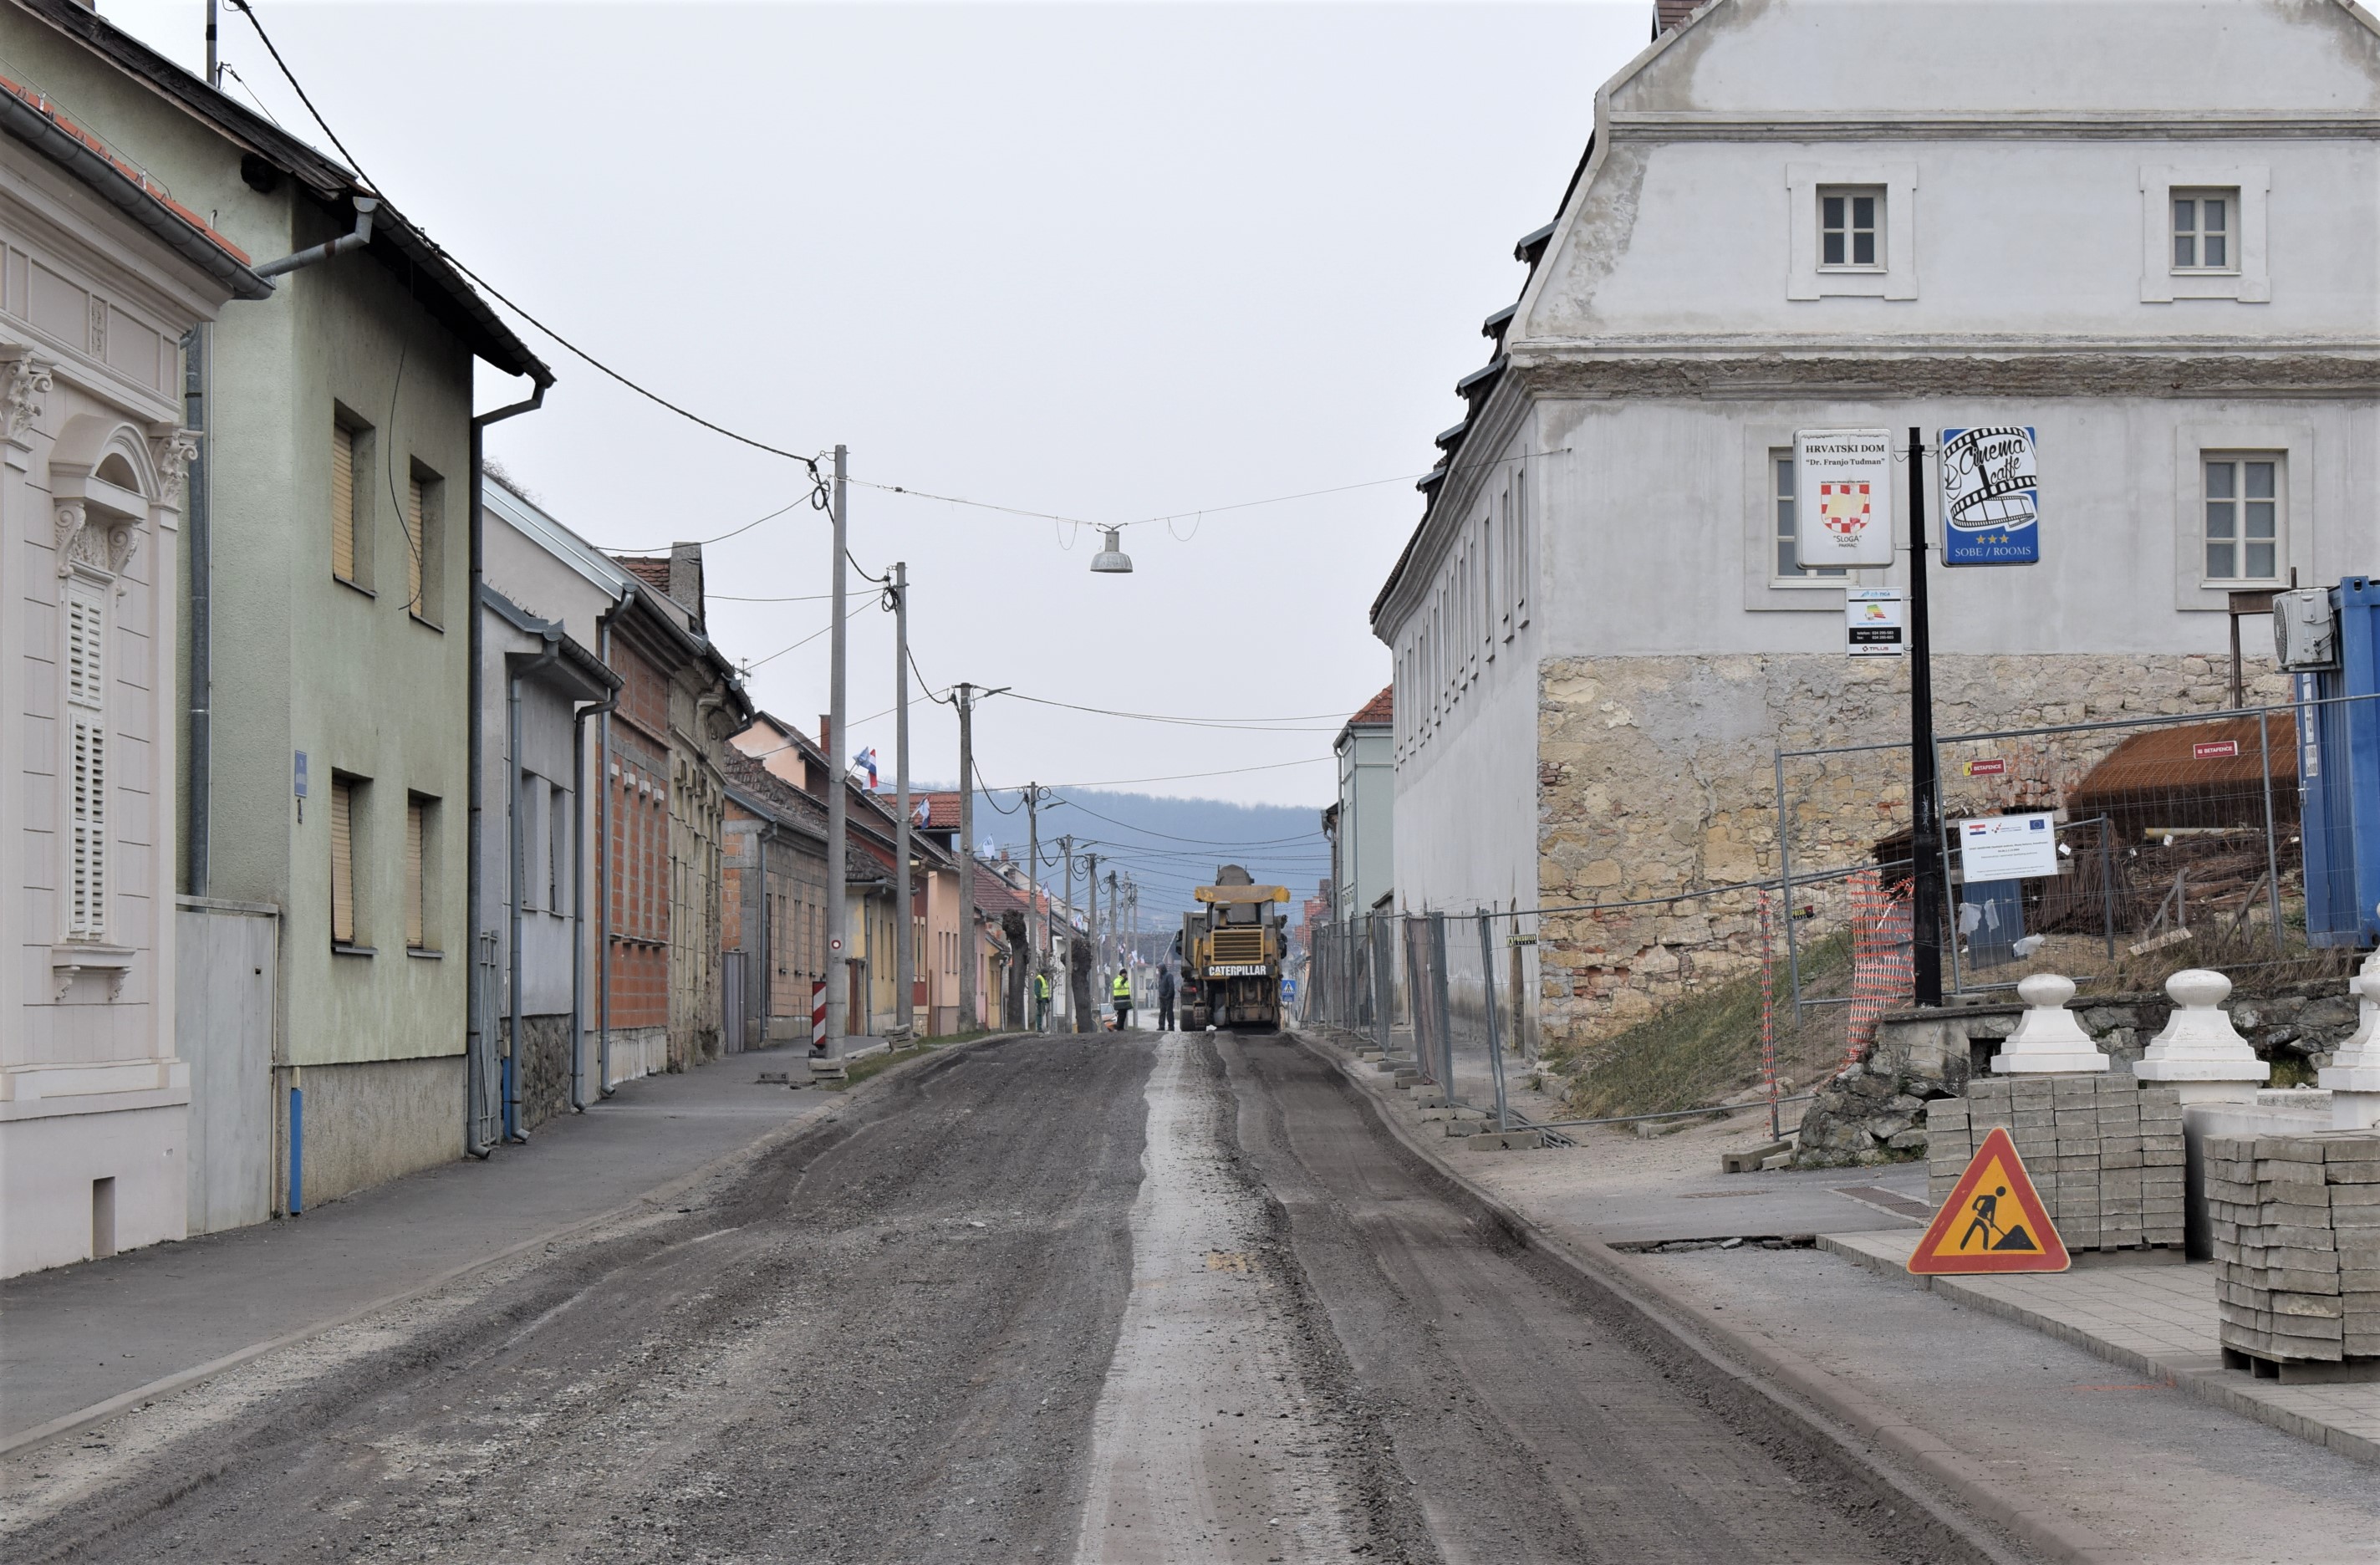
[181,324,211,896]
[507,635,560,1141]
[254,196,377,278]
[570,674,618,1111]
[695,691,726,1055]
[466,377,549,1158]
[756,827,769,1053]
[596,611,617,1097]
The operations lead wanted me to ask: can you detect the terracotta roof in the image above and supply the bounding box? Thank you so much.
[916,791,963,830]
[614,555,673,595]
[0,72,264,286]
[1349,685,1394,726]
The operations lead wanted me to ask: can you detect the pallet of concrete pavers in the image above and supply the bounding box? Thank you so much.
[1927,1075,2184,1251]
[2206,1129,2380,1382]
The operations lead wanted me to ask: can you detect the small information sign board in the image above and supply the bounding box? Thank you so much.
[1957,812,2060,882]
[1845,589,1905,657]
[1795,429,1895,569]
[1939,426,2041,565]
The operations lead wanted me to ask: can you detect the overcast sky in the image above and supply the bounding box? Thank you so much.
[101,0,1649,808]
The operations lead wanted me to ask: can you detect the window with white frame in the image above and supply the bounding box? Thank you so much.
[64,581,108,940]
[1480,512,1495,663]
[1819,186,1883,270]
[1770,448,1847,582]
[1513,464,1530,628]
[2201,453,2282,584]
[2172,189,2237,273]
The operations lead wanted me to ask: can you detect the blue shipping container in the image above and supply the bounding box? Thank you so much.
[2298,576,2380,948]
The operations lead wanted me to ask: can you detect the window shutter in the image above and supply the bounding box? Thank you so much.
[66,589,104,706]
[405,798,426,948]
[331,425,357,582]
[65,584,107,940]
[331,779,355,945]
[69,717,107,938]
[405,475,426,609]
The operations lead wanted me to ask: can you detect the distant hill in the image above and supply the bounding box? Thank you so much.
[969,788,1330,928]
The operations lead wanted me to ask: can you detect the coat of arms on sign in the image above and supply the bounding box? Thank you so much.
[1818,481,1872,540]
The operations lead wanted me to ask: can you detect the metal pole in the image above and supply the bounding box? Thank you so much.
[2101,818,2118,962]
[1908,426,1944,1007]
[893,561,912,1038]
[824,445,849,1052]
[1478,912,1508,1133]
[1940,732,1965,999]
[2258,708,2284,954]
[956,681,976,1033]
[206,0,219,86]
[1430,913,1452,1095]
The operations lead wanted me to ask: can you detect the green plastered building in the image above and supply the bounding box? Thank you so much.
[10,0,552,1207]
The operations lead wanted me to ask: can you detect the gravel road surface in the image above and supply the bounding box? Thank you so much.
[3,1029,2000,1564]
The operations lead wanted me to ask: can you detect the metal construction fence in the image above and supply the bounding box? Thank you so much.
[1776,691,2379,1008]
[1305,910,1535,1133]
[1299,691,2376,1129]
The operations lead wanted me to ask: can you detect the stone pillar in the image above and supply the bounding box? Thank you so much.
[2132,969,2270,1105]
[2317,961,2380,1130]
[1990,974,2110,1075]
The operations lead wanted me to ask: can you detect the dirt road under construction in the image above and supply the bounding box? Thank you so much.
[3,1032,2011,1564]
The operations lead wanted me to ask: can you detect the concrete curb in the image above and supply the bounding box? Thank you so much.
[0,1032,1028,1461]
[1288,1028,2133,1565]
[1821,1232,2380,1469]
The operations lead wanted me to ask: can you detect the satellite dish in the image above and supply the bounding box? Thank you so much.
[1090,528,1134,574]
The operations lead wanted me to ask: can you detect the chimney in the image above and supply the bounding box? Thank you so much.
[818,713,832,754]
[670,542,705,628]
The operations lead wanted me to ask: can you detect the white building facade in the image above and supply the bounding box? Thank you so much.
[1374,0,2380,1052]
[1,83,265,1274]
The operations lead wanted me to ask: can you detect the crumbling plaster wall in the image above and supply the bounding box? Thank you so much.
[1534,650,2294,1055]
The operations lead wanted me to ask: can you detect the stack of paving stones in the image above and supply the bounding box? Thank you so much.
[1925,1076,2185,1250]
[2205,1132,2380,1371]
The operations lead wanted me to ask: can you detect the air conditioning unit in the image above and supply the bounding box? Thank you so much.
[2274,588,2338,670]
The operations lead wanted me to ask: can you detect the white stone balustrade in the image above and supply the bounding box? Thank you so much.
[2317,957,2380,1129]
[2131,969,2271,1104]
[1990,973,2110,1075]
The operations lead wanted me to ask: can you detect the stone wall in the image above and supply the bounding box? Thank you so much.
[1534,650,2294,1058]
[1794,977,2366,1169]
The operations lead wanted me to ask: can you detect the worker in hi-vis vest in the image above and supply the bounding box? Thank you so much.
[1112,968,1132,1032]
[1032,968,1051,1031]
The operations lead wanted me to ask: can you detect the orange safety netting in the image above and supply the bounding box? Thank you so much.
[1844,870,1914,1069]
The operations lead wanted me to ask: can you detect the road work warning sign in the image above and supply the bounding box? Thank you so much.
[1908,1127,2069,1275]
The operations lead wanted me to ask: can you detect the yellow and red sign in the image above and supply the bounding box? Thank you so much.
[1908,1127,2069,1275]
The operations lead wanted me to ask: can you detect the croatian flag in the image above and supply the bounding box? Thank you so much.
[854,747,879,790]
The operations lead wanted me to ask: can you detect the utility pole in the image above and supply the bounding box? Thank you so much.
[824,445,849,1052]
[1022,782,1047,1032]
[1083,850,1100,1031]
[892,561,912,1039]
[956,682,976,1033]
[1907,426,1944,1008]
[1058,835,1076,1033]
[206,0,220,86]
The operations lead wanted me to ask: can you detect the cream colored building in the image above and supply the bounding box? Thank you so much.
[1373,0,2380,1053]
[1,75,267,1274]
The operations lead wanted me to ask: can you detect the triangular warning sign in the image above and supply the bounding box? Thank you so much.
[1908,1126,2069,1275]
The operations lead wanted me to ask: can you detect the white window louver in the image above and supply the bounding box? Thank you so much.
[65,584,107,940]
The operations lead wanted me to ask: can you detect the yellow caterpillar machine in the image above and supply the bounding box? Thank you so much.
[1178,864,1291,1031]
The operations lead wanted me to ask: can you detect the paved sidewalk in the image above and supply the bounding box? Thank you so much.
[1313,1032,2380,1565]
[1826,1228,2380,1466]
[2,1043,834,1445]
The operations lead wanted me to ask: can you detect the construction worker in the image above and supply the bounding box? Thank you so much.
[1032,968,1051,1032]
[1112,968,1133,1032]
[1157,963,1176,1032]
